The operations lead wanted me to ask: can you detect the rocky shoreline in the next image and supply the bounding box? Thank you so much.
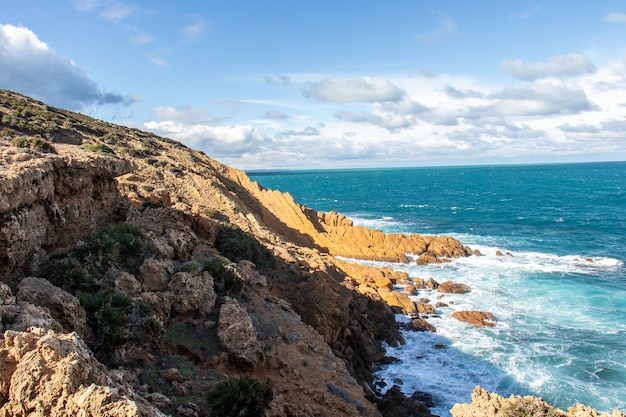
[1,90,622,417]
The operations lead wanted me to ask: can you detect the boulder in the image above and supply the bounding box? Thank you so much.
[402,318,436,333]
[137,258,173,292]
[427,277,439,290]
[412,277,427,289]
[426,236,472,259]
[107,268,142,297]
[376,385,435,417]
[168,271,216,316]
[16,277,88,337]
[437,281,471,294]
[363,268,393,289]
[377,288,417,316]
[416,303,436,314]
[217,297,264,368]
[0,329,165,417]
[452,311,496,327]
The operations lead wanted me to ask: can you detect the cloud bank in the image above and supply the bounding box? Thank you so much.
[144,55,626,169]
[501,53,596,80]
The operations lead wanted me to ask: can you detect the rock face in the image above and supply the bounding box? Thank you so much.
[0,329,165,417]
[227,169,473,264]
[217,297,265,368]
[16,277,88,337]
[168,270,216,316]
[451,387,625,417]
[0,142,130,284]
[452,311,496,327]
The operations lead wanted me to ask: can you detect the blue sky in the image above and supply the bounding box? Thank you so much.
[2,1,626,169]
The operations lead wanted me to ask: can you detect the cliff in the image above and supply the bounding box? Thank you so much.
[0,90,464,416]
[0,90,617,417]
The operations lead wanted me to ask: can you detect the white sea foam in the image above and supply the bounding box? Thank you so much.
[370,243,626,416]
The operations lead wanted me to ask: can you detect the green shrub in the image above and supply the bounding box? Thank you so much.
[81,142,114,154]
[80,290,110,313]
[223,270,243,294]
[179,261,203,273]
[143,317,161,333]
[206,377,273,417]
[111,292,132,310]
[10,135,55,152]
[100,306,128,326]
[102,326,125,348]
[215,223,275,271]
[202,259,227,276]
[10,136,31,147]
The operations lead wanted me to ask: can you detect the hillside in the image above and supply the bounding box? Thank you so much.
[1,90,620,417]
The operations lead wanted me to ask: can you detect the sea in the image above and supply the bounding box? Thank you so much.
[248,161,626,416]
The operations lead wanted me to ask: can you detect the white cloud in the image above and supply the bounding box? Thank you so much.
[145,120,268,156]
[182,18,207,41]
[501,53,596,80]
[303,77,405,103]
[603,12,626,23]
[335,110,413,131]
[0,24,130,110]
[416,11,458,45]
[100,2,136,21]
[265,110,289,120]
[144,60,626,169]
[493,83,598,116]
[153,106,224,125]
[71,0,100,12]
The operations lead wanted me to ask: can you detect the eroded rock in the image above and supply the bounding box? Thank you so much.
[217,297,264,368]
[16,277,88,337]
[437,281,471,294]
[0,329,165,417]
[452,311,496,327]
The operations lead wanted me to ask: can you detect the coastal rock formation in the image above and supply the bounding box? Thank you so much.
[437,281,472,294]
[226,170,473,264]
[0,141,130,285]
[16,277,88,337]
[0,329,164,416]
[4,90,616,417]
[217,297,264,368]
[451,387,625,417]
[452,311,496,327]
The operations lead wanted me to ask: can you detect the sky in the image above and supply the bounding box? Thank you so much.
[2,1,626,170]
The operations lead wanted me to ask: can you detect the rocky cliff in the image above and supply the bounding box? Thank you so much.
[0,90,617,417]
[0,90,466,416]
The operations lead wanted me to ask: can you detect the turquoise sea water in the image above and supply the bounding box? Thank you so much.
[248,162,626,416]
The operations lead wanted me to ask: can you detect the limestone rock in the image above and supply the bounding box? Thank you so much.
[16,277,88,337]
[107,268,142,297]
[452,311,496,327]
[217,297,264,368]
[137,258,173,292]
[0,329,165,417]
[377,287,417,315]
[437,281,472,294]
[168,271,216,316]
[451,386,624,417]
